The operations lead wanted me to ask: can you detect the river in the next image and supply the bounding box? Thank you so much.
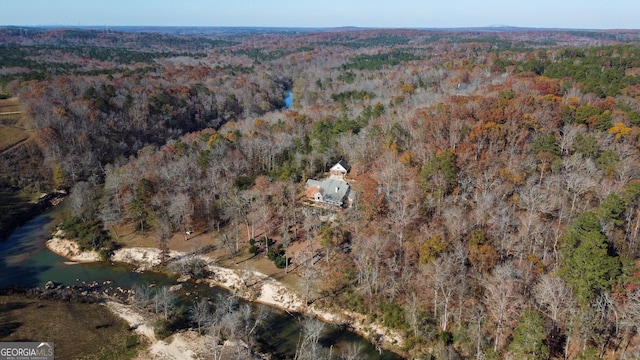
[0,206,403,359]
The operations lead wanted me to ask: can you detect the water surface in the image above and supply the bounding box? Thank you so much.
[285,91,293,108]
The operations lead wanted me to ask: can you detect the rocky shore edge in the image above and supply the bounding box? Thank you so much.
[45,235,405,358]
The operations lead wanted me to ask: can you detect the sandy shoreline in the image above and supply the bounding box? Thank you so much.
[46,232,181,269]
[46,231,101,262]
[105,301,216,360]
[46,235,404,357]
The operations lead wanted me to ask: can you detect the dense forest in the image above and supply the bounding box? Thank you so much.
[4,26,640,359]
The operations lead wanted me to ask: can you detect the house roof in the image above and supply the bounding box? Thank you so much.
[306,178,350,205]
[330,160,350,173]
[305,184,320,198]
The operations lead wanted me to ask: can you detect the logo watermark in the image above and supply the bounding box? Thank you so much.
[0,342,54,360]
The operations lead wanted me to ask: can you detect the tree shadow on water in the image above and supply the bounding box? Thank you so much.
[0,255,50,289]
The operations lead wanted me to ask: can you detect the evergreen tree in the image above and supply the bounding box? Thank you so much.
[559,211,622,305]
[508,310,549,360]
[420,149,457,197]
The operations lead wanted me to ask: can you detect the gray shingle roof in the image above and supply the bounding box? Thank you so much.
[306,178,350,206]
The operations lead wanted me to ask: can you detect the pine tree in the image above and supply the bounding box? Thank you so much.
[559,211,622,305]
[509,310,549,360]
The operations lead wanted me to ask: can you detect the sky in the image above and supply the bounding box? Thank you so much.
[1,0,638,30]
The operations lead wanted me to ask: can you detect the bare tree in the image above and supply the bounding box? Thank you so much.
[559,124,579,155]
[69,181,95,222]
[208,321,225,360]
[98,198,121,239]
[618,289,640,357]
[156,213,172,265]
[299,265,319,305]
[154,285,177,320]
[621,289,640,330]
[424,251,465,332]
[281,221,293,274]
[387,178,420,248]
[168,192,192,240]
[190,299,211,334]
[468,304,488,360]
[404,292,422,338]
[131,282,153,310]
[565,303,600,357]
[564,162,597,215]
[295,317,327,360]
[533,274,573,326]
[340,342,365,360]
[483,263,524,352]
[442,206,469,244]
[352,235,384,304]
[238,304,269,348]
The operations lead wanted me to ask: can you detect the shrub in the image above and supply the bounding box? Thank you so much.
[249,238,259,255]
[379,302,408,331]
[59,216,113,252]
[274,255,290,269]
[267,244,283,260]
[153,319,172,339]
[437,331,453,345]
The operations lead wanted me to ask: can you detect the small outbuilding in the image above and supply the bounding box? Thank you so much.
[329,160,350,179]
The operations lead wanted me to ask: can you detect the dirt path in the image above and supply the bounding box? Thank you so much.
[0,135,31,155]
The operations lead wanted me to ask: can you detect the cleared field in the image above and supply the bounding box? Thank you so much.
[0,97,29,150]
[0,127,29,153]
[0,97,20,112]
[0,293,144,359]
[0,97,23,127]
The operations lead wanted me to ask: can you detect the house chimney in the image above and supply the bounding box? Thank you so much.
[335,186,339,193]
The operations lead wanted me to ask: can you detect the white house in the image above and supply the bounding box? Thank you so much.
[329,160,350,179]
[305,160,355,209]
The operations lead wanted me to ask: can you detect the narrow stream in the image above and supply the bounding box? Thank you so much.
[0,206,403,359]
[285,91,293,108]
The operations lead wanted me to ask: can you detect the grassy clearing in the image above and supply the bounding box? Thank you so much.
[0,293,144,359]
[0,97,27,149]
[0,127,28,152]
[0,97,19,113]
[0,97,32,154]
[0,97,23,128]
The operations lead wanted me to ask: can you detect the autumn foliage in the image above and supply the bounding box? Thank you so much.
[4,27,640,359]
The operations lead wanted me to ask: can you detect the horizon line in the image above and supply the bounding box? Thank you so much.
[2,24,638,32]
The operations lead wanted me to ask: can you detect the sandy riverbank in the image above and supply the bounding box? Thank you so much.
[105,301,218,360]
[203,257,403,349]
[46,233,180,269]
[46,231,101,263]
[45,237,404,355]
